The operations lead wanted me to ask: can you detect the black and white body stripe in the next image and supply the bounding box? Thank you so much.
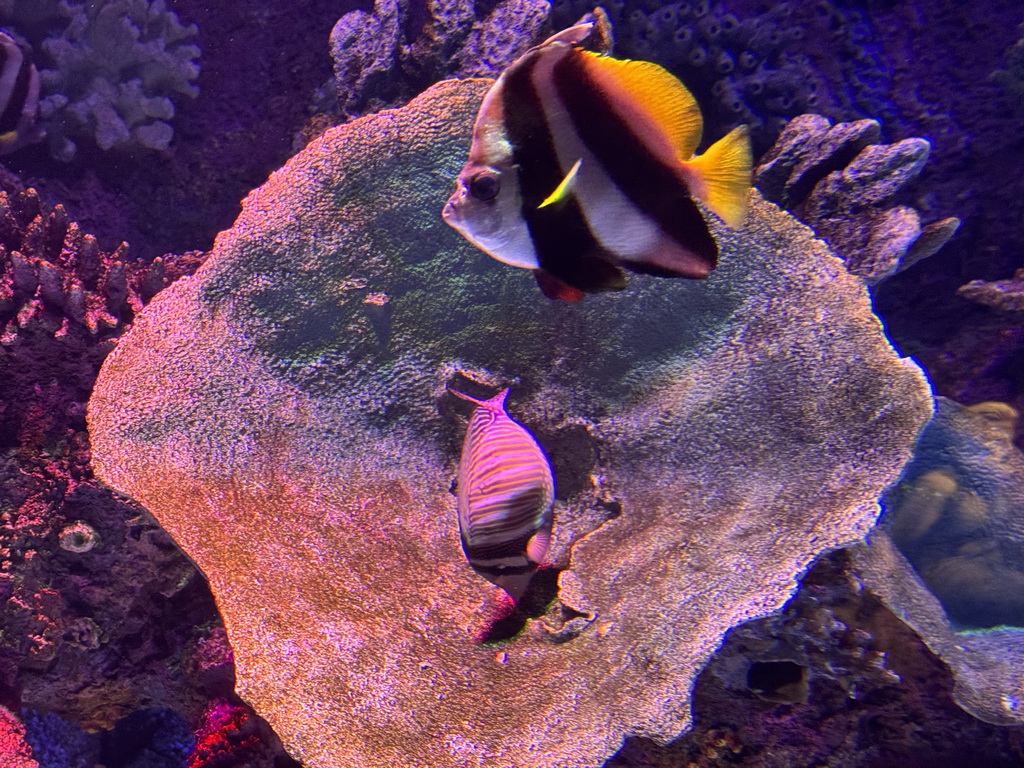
[442,17,750,301]
[0,32,41,156]
[501,44,718,292]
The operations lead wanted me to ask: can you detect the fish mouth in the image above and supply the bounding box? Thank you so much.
[442,198,461,228]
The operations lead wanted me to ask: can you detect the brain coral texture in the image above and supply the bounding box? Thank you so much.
[88,79,932,768]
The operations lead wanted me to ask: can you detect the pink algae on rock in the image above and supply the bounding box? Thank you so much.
[0,707,38,768]
[87,79,933,768]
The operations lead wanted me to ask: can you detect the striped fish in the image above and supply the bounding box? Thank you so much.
[452,387,554,601]
[442,16,751,301]
[0,32,42,156]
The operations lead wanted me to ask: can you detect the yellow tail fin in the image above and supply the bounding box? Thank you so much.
[682,125,752,229]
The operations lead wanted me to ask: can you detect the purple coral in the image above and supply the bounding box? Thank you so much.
[329,0,550,120]
[755,113,960,283]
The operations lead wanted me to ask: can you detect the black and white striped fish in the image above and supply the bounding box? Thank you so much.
[452,387,554,602]
[442,17,751,301]
[0,32,42,156]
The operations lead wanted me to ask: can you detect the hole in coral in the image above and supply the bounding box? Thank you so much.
[747,660,809,703]
[536,422,597,501]
[598,498,623,519]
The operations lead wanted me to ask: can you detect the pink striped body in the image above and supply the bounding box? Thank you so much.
[453,388,554,601]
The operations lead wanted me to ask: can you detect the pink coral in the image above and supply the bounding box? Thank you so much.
[187,699,284,768]
[0,707,39,768]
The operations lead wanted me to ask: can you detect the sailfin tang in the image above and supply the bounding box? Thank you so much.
[578,50,703,160]
[682,125,752,228]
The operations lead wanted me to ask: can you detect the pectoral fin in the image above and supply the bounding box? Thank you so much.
[539,159,582,209]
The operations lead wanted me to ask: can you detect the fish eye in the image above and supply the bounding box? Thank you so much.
[468,172,500,201]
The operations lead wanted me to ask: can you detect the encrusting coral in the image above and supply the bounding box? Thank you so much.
[0,0,200,160]
[755,113,960,284]
[88,76,932,768]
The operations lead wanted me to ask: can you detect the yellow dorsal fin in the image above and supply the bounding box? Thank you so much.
[539,158,582,209]
[579,50,703,160]
[682,125,752,229]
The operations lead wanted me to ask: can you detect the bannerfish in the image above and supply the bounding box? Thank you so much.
[0,32,42,156]
[442,17,752,301]
[451,387,554,602]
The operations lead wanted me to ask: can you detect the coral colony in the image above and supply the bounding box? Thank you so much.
[0,1,1023,767]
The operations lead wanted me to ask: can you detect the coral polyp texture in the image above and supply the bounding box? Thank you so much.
[857,397,1024,726]
[0,707,38,768]
[87,78,932,768]
[0,0,201,161]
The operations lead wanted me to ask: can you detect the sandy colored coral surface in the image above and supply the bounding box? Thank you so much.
[88,79,932,768]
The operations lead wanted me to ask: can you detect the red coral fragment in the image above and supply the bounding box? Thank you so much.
[187,699,278,768]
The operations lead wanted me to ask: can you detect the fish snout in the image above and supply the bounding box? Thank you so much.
[442,191,465,228]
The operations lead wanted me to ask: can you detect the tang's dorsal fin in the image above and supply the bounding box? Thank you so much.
[539,158,582,209]
[577,50,703,161]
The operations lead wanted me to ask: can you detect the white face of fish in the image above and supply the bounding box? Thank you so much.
[442,88,540,271]
[442,160,539,270]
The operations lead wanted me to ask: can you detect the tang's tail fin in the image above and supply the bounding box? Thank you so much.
[683,125,752,229]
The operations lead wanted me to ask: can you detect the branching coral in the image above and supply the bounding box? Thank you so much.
[0,0,200,161]
[755,113,960,283]
[0,166,205,341]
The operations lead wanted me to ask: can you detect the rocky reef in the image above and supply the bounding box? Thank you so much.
[857,397,1024,728]
[87,77,931,767]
